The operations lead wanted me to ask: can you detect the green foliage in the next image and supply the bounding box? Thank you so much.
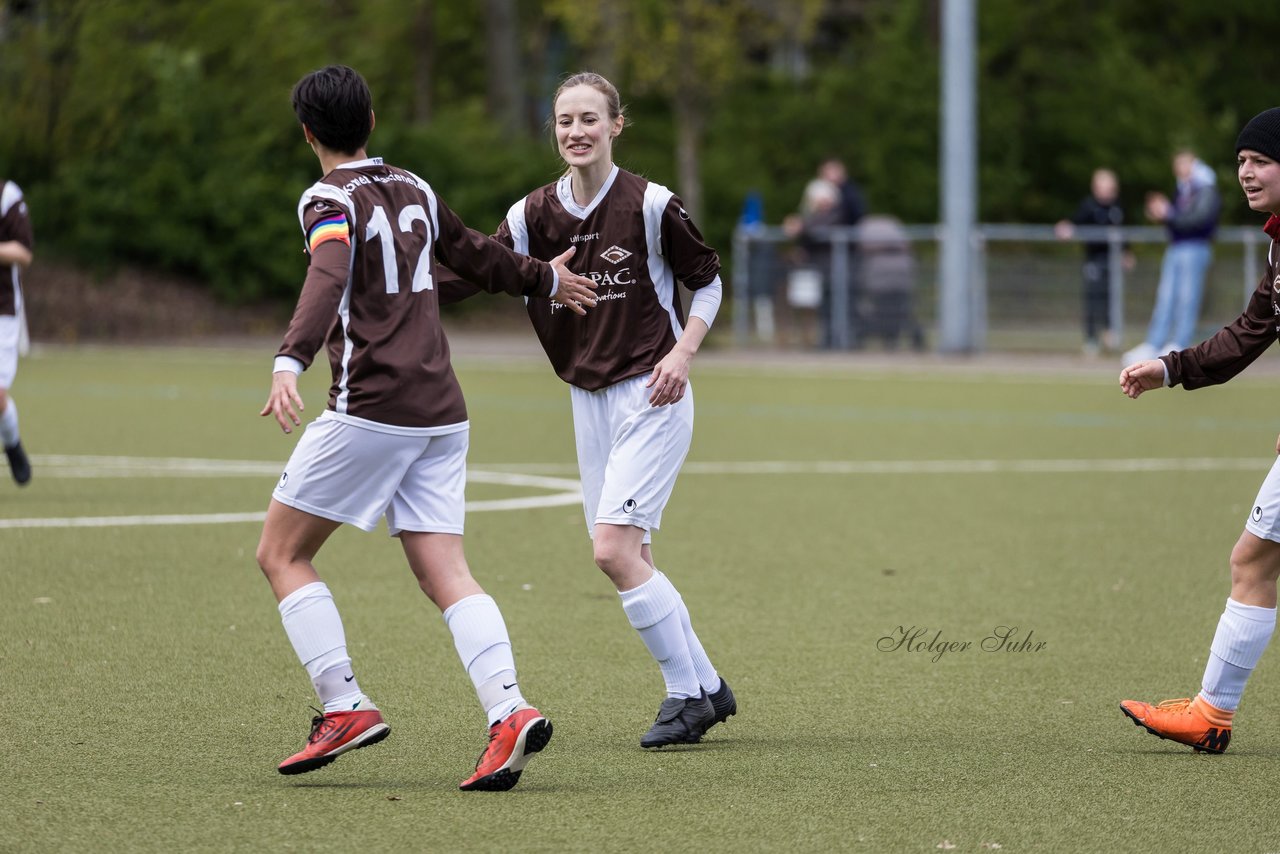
[3,0,1280,303]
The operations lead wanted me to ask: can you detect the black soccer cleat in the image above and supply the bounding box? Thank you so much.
[702,677,737,735]
[5,441,30,486]
[640,691,715,748]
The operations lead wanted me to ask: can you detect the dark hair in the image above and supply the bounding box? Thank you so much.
[291,65,373,154]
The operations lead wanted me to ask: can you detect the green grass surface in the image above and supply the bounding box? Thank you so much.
[4,345,1280,853]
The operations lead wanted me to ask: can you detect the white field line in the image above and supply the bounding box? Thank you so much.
[680,457,1272,475]
[0,457,581,530]
[2,455,1265,530]
[477,457,1272,476]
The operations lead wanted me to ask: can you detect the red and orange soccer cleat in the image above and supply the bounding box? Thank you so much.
[1119,696,1233,754]
[458,706,553,792]
[277,705,391,775]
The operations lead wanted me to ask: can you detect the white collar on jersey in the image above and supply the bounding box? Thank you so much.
[334,157,384,170]
[557,164,619,220]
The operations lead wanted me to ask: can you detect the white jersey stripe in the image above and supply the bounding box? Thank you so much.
[403,169,440,239]
[0,181,22,217]
[297,180,360,413]
[505,198,530,256]
[641,182,682,338]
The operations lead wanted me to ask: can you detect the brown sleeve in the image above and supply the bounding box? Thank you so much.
[435,263,485,307]
[276,233,351,369]
[1163,272,1276,389]
[432,197,553,299]
[661,195,720,289]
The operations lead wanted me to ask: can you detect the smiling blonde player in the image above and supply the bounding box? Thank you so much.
[443,72,736,749]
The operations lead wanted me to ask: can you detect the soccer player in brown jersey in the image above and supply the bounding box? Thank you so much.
[1118,108,1280,754]
[442,72,735,748]
[0,178,33,486]
[257,65,598,790]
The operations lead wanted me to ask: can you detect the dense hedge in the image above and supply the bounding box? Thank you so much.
[1,0,1276,302]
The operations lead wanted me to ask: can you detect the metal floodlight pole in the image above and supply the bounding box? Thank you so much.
[939,0,978,353]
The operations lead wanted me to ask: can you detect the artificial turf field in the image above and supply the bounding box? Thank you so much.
[4,343,1280,853]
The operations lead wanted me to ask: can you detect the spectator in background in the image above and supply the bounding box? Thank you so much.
[1055,168,1134,357]
[819,157,867,229]
[1122,149,1221,363]
[783,179,844,347]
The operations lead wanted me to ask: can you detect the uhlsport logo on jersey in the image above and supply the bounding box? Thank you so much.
[1254,505,1264,523]
[600,245,632,265]
[623,498,637,514]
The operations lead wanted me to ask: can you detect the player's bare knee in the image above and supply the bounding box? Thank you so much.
[255,537,289,578]
[592,541,626,578]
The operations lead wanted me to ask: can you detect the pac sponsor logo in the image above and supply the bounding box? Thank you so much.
[587,268,634,287]
[600,245,632,264]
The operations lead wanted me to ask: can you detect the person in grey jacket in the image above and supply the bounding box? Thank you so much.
[1123,149,1221,362]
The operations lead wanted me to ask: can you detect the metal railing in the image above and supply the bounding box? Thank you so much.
[731,223,1269,353]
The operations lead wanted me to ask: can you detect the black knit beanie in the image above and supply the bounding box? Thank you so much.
[1236,108,1280,162]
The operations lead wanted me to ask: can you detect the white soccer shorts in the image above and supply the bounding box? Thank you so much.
[1246,454,1280,543]
[272,412,468,536]
[570,373,695,539]
[0,315,18,388]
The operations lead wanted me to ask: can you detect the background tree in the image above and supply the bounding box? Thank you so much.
[4,0,1280,306]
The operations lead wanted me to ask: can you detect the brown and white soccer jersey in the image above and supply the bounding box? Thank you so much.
[493,166,721,391]
[276,157,556,431]
[478,165,723,536]
[0,180,32,320]
[1160,229,1280,541]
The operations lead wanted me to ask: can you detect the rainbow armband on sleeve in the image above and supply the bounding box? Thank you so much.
[307,214,350,253]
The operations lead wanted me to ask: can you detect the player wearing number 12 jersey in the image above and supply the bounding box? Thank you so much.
[256,65,597,791]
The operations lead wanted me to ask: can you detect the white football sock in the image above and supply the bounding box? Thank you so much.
[443,594,525,726]
[1200,598,1276,711]
[663,571,721,694]
[278,581,365,713]
[619,571,700,699]
[0,398,19,448]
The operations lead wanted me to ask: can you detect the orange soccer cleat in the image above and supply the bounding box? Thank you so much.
[277,705,390,775]
[459,706,553,792]
[1119,696,1233,754]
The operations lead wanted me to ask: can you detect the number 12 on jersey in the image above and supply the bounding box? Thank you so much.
[366,203,434,294]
